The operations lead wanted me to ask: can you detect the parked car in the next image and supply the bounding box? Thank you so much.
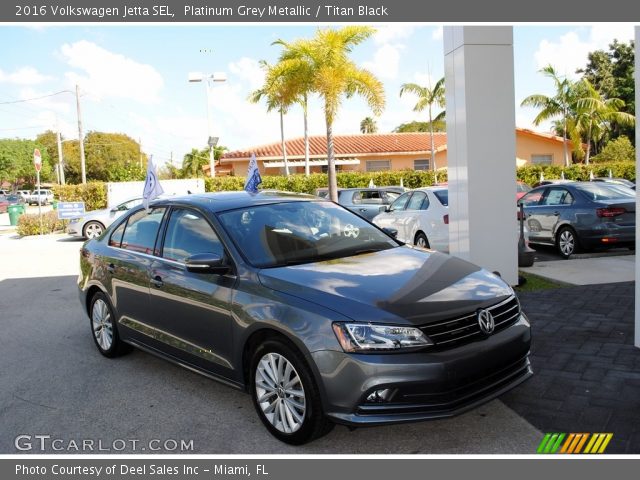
[79,191,532,445]
[28,189,54,205]
[68,197,143,239]
[372,187,450,252]
[0,195,8,213]
[516,181,532,200]
[16,190,31,200]
[5,194,25,206]
[592,177,635,190]
[531,179,575,189]
[0,189,10,196]
[314,187,405,221]
[518,182,635,258]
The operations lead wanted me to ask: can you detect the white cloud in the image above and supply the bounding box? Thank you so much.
[533,26,635,79]
[432,26,443,41]
[228,57,265,91]
[59,40,164,104]
[363,44,403,80]
[373,25,416,45]
[0,67,52,85]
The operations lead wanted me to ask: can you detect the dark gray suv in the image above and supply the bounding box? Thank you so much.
[79,191,532,444]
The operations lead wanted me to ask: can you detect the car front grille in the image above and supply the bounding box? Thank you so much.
[420,295,521,349]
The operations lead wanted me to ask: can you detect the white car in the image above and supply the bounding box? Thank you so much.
[373,187,450,252]
[16,190,30,200]
[67,197,143,239]
[28,189,54,205]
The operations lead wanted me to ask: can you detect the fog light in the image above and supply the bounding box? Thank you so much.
[366,389,393,403]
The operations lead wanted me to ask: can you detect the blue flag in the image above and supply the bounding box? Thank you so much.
[244,153,262,193]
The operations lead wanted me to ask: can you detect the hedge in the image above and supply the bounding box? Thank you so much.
[51,182,108,211]
[17,211,66,236]
[515,161,636,186]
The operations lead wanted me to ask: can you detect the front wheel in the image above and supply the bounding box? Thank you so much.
[414,232,430,249]
[83,221,105,239]
[556,226,579,259]
[250,339,333,445]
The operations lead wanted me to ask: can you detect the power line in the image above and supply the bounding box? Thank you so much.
[0,90,73,105]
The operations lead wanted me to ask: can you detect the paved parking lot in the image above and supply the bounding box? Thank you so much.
[0,234,542,454]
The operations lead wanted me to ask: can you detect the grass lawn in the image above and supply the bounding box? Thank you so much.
[515,271,568,292]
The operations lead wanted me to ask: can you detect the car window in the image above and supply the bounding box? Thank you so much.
[385,191,401,202]
[406,192,426,210]
[120,208,166,255]
[162,209,223,263]
[116,198,143,211]
[520,189,544,206]
[576,183,635,200]
[542,188,573,206]
[390,192,411,211]
[433,190,448,206]
[218,201,398,268]
[109,220,127,248]
[352,190,384,205]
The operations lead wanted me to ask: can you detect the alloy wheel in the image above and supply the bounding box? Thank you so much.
[92,298,113,351]
[255,352,306,434]
[85,222,104,239]
[559,230,575,257]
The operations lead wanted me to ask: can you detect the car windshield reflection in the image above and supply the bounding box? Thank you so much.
[218,201,398,268]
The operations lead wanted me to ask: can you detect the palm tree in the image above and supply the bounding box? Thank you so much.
[249,61,293,176]
[574,79,635,164]
[399,78,445,171]
[181,146,227,178]
[521,65,575,167]
[360,117,377,134]
[278,26,385,201]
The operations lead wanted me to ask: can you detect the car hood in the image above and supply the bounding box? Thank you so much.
[258,247,513,325]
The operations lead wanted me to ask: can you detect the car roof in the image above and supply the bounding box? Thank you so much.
[150,190,318,213]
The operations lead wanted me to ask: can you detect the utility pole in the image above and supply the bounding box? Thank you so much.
[139,137,143,169]
[56,128,65,185]
[76,84,86,184]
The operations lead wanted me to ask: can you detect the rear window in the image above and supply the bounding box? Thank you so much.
[576,183,635,201]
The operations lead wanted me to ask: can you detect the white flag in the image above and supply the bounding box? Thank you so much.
[143,155,164,210]
[368,178,375,188]
[589,170,594,181]
[244,153,262,193]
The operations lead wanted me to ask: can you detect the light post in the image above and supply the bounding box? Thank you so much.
[188,72,226,177]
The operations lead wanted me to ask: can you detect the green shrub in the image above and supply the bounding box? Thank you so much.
[516,161,635,185]
[52,182,107,211]
[205,169,447,194]
[591,136,636,163]
[17,211,66,236]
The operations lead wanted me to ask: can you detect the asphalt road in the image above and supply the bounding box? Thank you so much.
[0,234,542,454]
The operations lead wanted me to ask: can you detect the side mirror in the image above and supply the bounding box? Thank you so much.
[185,253,230,274]
[382,227,398,238]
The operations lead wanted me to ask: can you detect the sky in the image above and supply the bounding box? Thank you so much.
[0,24,636,168]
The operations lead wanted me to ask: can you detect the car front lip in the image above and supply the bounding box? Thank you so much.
[311,315,532,426]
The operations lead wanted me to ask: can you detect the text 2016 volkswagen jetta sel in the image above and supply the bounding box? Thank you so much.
[78,191,532,445]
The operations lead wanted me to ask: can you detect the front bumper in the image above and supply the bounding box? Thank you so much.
[312,315,532,426]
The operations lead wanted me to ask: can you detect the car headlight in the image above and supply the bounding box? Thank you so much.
[332,323,432,352]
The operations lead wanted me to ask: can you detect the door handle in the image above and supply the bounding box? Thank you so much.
[151,276,164,288]
[106,263,116,274]
[553,211,560,216]
[359,208,367,212]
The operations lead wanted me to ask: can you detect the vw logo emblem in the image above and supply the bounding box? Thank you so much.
[477,309,495,335]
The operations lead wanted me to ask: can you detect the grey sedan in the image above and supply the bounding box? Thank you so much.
[518,182,635,258]
[79,191,532,444]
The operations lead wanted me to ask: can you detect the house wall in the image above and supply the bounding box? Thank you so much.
[514,132,567,166]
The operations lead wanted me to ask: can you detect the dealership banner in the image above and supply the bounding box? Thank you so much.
[3,0,640,22]
[3,458,640,479]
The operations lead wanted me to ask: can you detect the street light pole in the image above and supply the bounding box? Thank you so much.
[189,72,226,178]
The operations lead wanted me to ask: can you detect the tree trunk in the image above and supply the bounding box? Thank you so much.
[429,106,437,171]
[303,96,310,177]
[326,116,338,203]
[585,122,592,165]
[563,116,570,167]
[280,109,290,176]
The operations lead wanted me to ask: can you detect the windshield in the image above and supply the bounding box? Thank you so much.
[218,201,399,268]
[576,183,635,201]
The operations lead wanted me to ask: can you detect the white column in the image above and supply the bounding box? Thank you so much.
[444,26,518,285]
[635,27,639,349]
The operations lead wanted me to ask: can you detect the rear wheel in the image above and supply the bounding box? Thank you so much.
[83,221,105,239]
[250,339,333,445]
[89,292,129,358]
[414,232,430,249]
[556,226,579,259]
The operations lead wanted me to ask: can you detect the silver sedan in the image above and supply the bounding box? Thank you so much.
[67,198,142,239]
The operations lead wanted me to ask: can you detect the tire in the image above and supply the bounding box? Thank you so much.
[556,226,579,259]
[83,221,105,239]
[414,232,430,249]
[250,339,333,445]
[89,292,129,358]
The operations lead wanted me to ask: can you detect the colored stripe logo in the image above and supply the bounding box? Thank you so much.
[537,433,613,454]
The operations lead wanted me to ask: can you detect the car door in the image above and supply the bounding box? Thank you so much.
[403,191,428,244]
[537,187,574,243]
[519,188,546,243]
[104,207,167,338]
[349,189,386,220]
[373,192,412,241]
[147,207,236,376]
